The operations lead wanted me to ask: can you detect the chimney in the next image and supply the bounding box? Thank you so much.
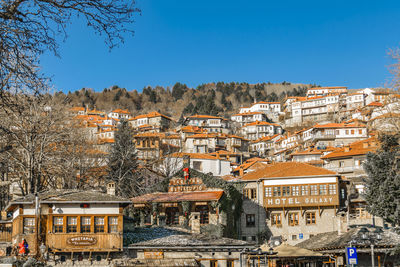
[344,146,350,152]
[107,182,116,196]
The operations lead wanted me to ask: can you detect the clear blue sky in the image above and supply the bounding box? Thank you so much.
[40,0,400,93]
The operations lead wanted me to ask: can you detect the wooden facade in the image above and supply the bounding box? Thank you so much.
[6,190,131,255]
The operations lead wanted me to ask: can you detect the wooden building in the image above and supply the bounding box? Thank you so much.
[5,189,131,256]
[131,177,225,232]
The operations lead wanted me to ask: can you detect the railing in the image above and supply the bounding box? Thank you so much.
[312,134,336,140]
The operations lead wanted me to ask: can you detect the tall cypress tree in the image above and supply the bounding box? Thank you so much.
[108,120,141,198]
[364,134,400,225]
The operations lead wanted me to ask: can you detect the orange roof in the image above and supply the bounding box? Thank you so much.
[290,149,323,156]
[188,114,225,120]
[240,162,337,181]
[131,190,224,204]
[133,111,172,120]
[321,137,379,160]
[313,123,365,129]
[111,109,131,114]
[243,121,279,127]
[169,152,219,160]
[180,125,207,133]
[367,102,383,107]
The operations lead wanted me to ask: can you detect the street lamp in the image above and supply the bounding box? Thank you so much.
[357,227,383,267]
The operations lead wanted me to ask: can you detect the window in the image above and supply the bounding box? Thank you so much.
[227,260,234,267]
[67,217,77,233]
[244,188,257,200]
[339,161,345,168]
[359,129,362,134]
[81,216,91,233]
[246,214,256,227]
[310,185,318,195]
[94,217,105,233]
[271,213,281,227]
[351,129,354,135]
[291,186,299,196]
[288,213,299,226]
[210,260,218,267]
[108,216,118,233]
[193,161,203,171]
[282,186,290,196]
[345,130,349,135]
[251,236,256,241]
[23,218,35,234]
[319,185,327,195]
[301,185,309,196]
[273,187,281,197]
[265,187,272,197]
[292,235,297,240]
[242,236,247,241]
[53,217,64,233]
[306,212,316,225]
[329,184,337,195]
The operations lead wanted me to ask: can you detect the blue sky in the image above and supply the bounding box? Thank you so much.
[40,0,400,93]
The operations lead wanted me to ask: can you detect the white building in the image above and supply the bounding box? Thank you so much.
[166,153,231,177]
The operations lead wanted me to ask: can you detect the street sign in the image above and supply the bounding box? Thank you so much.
[299,233,303,239]
[346,247,358,265]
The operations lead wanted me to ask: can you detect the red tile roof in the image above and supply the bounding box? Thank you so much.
[321,137,378,160]
[240,162,337,181]
[131,190,224,204]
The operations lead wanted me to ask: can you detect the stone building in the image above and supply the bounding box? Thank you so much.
[236,162,347,245]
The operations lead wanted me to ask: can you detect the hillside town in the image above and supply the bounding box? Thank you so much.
[0,85,399,267]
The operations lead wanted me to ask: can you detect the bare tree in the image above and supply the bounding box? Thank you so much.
[388,48,400,91]
[0,95,100,195]
[0,0,139,99]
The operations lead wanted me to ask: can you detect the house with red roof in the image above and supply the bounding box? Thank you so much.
[236,162,346,244]
[184,115,230,134]
[129,111,173,132]
[241,121,282,141]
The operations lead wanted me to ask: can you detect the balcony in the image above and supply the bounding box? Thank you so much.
[326,165,363,174]
[312,134,336,140]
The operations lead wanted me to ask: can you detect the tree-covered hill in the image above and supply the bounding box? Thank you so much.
[55,81,314,119]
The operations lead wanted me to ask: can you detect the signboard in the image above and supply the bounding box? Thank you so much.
[67,236,97,246]
[264,196,337,207]
[168,177,207,192]
[299,233,303,239]
[346,247,358,265]
[144,251,164,259]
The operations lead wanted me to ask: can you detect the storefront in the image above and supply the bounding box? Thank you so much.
[131,177,225,232]
[6,189,131,258]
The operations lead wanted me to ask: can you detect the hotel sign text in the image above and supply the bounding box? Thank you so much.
[264,196,338,208]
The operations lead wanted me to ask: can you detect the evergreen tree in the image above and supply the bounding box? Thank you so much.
[364,134,400,225]
[108,120,141,197]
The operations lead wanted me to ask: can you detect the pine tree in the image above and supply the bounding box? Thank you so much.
[364,134,400,225]
[108,120,141,198]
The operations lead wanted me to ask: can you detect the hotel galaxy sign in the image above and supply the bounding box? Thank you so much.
[264,196,338,208]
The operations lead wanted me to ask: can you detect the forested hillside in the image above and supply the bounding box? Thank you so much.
[54,82,314,119]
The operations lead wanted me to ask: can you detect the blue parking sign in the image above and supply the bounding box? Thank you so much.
[346,247,358,265]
